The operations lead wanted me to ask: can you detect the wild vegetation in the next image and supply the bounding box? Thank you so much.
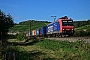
[74,20,90,37]
[74,27,90,37]
[74,20,90,28]
[6,39,90,60]
[0,9,14,40]
[0,9,14,60]
[16,34,26,41]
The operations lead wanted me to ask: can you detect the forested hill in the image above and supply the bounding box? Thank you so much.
[9,20,90,33]
[74,20,90,36]
[9,20,51,33]
[74,20,90,28]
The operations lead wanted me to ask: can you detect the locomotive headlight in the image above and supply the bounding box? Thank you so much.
[72,29,73,30]
[63,29,65,30]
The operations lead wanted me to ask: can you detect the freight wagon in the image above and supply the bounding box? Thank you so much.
[39,26,47,37]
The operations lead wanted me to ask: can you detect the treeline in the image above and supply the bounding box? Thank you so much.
[19,20,51,25]
[74,20,90,28]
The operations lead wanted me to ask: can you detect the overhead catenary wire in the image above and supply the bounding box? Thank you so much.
[47,0,71,16]
[41,0,82,22]
[55,0,81,17]
[69,5,90,17]
[40,0,71,21]
[39,0,89,22]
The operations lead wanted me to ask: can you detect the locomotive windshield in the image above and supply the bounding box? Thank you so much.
[62,20,73,26]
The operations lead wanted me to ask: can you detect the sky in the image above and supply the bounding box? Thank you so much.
[0,0,90,23]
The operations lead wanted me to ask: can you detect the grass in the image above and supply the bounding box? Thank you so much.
[6,39,90,60]
[35,39,90,59]
[75,24,90,31]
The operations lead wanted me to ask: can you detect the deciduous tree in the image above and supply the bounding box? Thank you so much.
[0,9,14,40]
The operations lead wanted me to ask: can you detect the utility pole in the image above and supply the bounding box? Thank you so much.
[30,21,31,35]
[51,16,56,22]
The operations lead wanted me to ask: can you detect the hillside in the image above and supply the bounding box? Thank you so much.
[9,20,90,34]
[9,20,51,33]
[75,24,90,31]
[74,20,90,28]
[74,24,90,37]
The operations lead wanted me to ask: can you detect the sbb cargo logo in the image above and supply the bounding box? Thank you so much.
[53,23,57,31]
[48,26,53,33]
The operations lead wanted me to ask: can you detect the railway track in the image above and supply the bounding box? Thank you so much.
[46,37,90,43]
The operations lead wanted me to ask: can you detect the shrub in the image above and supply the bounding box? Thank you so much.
[8,34,18,39]
[86,28,90,36]
[73,31,81,37]
[73,30,88,37]
[16,34,26,41]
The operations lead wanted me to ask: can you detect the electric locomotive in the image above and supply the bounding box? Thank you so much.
[47,16,74,37]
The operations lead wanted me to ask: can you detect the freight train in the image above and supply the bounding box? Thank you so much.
[26,16,74,38]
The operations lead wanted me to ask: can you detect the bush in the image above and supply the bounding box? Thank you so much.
[86,28,90,36]
[73,30,89,37]
[8,34,18,39]
[16,34,26,41]
[73,31,81,37]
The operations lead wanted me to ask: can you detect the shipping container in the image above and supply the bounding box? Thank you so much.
[28,32,32,36]
[36,29,40,36]
[47,22,60,34]
[47,23,53,34]
[53,22,60,33]
[40,26,47,35]
[32,30,36,36]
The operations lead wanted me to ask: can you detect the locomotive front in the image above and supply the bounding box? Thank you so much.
[58,16,74,36]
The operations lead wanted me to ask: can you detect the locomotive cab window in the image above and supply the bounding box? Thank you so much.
[62,20,73,26]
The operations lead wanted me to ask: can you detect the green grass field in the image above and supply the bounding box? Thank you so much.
[75,24,90,31]
[7,39,90,60]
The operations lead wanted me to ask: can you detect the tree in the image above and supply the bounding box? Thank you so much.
[0,9,14,40]
[0,9,14,59]
[0,10,14,50]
